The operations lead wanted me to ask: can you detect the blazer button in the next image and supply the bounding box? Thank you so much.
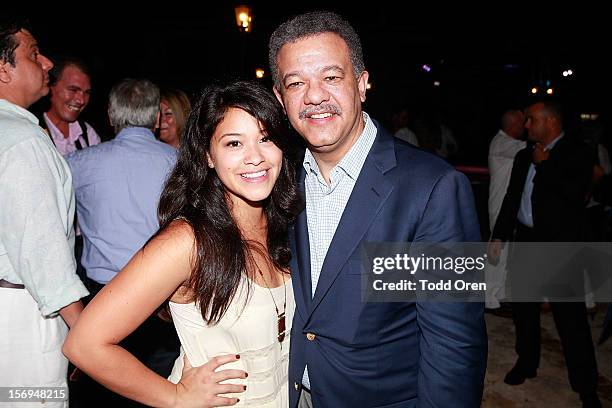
[306,333,316,341]
[294,382,300,391]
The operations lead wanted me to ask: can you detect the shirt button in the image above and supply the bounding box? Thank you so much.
[306,333,316,341]
[294,382,300,391]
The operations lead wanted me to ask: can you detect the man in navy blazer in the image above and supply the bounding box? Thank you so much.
[269,11,487,408]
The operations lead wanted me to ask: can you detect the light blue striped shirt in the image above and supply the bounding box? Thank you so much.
[66,127,177,284]
[302,112,377,388]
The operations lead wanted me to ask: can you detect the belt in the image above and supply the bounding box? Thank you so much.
[0,279,25,289]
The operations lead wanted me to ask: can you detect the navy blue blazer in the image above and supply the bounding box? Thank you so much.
[288,124,487,407]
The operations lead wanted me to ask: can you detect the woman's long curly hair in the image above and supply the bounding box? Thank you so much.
[158,80,303,324]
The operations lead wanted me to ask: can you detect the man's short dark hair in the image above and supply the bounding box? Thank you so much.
[530,97,564,124]
[49,56,92,85]
[540,99,563,123]
[0,18,27,66]
[268,10,365,89]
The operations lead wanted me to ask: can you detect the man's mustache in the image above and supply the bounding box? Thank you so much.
[299,104,341,119]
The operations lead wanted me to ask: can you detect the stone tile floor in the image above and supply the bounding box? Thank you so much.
[483,304,612,407]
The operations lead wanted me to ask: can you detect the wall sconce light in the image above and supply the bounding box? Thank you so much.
[235,5,253,32]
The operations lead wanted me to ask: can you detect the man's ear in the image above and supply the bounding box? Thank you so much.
[0,61,13,84]
[273,86,285,109]
[154,110,161,131]
[357,70,369,103]
[107,107,113,126]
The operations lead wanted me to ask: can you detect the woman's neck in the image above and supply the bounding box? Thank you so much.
[231,200,267,240]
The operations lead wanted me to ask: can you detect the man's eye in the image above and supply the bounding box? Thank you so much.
[325,76,340,81]
[287,82,302,89]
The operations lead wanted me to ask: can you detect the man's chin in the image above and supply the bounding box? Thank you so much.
[308,143,343,156]
[61,112,80,123]
[303,133,339,150]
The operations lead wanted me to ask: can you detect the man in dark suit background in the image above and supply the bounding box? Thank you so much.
[269,11,487,408]
[489,100,600,407]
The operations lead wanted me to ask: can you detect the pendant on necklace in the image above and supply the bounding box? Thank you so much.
[277,312,286,343]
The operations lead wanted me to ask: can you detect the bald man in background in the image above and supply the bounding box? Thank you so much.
[485,108,526,311]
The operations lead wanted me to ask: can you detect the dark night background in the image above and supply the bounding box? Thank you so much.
[16,3,609,165]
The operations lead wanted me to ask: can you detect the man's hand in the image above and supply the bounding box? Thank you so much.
[69,366,83,382]
[59,300,84,328]
[532,143,550,164]
[173,354,246,408]
[487,239,504,266]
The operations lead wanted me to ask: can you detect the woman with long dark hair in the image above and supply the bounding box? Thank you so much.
[64,80,302,407]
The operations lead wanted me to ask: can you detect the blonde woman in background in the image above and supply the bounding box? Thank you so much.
[159,87,191,148]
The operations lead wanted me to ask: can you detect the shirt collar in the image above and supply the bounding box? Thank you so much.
[43,112,84,143]
[303,112,377,181]
[115,126,156,140]
[0,99,39,125]
[546,131,564,150]
[303,148,320,176]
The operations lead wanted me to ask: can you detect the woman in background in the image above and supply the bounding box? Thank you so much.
[159,87,191,148]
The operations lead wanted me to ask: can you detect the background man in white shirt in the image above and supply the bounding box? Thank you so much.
[485,108,525,310]
[0,18,88,405]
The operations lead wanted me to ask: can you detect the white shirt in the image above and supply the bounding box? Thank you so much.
[487,129,526,228]
[0,99,88,316]
[394,127,418,146]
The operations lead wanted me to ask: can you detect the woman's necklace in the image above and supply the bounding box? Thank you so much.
[257,268,287,348]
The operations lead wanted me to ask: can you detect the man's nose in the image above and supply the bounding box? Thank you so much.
[304,81,330,106]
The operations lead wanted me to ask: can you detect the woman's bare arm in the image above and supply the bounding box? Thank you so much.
[63,220,245,407]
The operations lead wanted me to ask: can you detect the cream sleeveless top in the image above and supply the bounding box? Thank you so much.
[168,276,294,407]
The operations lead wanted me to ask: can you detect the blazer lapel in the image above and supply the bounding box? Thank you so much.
[290,172,312,321]
[309,127,396,315]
